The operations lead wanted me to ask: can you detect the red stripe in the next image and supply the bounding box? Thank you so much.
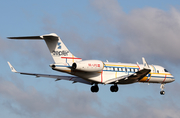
[61,57,82,59]
[101,71,103,83]
[69,77,73,81]
[162,75,167,83]
[136,64,141,70]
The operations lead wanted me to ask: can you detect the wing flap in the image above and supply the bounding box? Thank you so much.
[104,75,128,85]
[20,73,92,85]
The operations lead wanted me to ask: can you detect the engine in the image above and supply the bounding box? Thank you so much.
[72,60,104,72]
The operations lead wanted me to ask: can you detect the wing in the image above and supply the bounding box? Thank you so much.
[104,57,151,85]
[7,62,92,85]
[104,68,151,84]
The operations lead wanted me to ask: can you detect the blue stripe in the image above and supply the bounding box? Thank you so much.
[103,70,135,73]
[105,66,139,69]
[56,65,71,67]
[103,70,173,79]
[151,76,173,79]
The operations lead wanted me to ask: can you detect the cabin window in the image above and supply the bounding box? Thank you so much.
[125,68,127,72]
[117,68,119,71]
[129,68,131,72]
[136,69,139,72]
[157,70,159,73]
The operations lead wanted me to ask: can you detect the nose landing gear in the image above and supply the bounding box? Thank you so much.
[160,84,165,95]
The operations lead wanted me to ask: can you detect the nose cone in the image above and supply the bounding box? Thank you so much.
[171,78,175,82]
[165,78,175,83]
[169,74,175,82]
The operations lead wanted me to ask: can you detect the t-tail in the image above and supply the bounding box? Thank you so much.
[8,33,82,64]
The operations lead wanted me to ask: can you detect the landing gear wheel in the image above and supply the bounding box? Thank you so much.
[110,85,119,92]
[91,85,99,93]
[160,84,165,95]
[160,90,165,95]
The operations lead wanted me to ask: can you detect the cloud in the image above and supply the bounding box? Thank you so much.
[42,13,59,33]
[1,73,180,118]
[3,0,180,66]
[120,7,180,63]
[40,0,180,67]
[0,76,102,118]
[105,96,180,118]
[86,0,180,65]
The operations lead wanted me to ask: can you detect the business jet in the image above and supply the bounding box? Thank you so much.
[7,33,175,95]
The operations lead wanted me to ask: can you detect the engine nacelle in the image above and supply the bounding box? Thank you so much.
[72,60,104,72]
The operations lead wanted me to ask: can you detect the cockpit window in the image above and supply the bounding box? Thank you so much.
[164,69,168,72]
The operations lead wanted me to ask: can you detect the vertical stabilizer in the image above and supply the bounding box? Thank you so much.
[42,33,82,64]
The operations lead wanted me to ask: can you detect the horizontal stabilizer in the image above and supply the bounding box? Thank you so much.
[7,36,42,39]
[7,33,59,40]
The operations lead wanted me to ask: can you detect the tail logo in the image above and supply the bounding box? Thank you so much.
[52,50,69,56]
[52,42,70,56]
[58,42,61,49]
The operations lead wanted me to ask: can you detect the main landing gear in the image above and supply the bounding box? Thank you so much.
[91,84,99,93]
[90,84,119,93]
[160,84,165,95]
[110,84,119,92]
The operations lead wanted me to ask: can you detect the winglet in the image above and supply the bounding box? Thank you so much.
[142,57,150,69]
[7,62,17,73]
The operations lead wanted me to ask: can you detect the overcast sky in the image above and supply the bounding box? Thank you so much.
[0,0,180,118]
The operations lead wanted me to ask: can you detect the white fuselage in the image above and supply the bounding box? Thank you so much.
[52,61,174,84]
[8,33,175,94]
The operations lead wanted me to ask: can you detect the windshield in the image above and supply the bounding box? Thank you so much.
[164,69,169,72]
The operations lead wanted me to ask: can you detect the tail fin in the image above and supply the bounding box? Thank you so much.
[42,33,82,64]
[8,33,82,64]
